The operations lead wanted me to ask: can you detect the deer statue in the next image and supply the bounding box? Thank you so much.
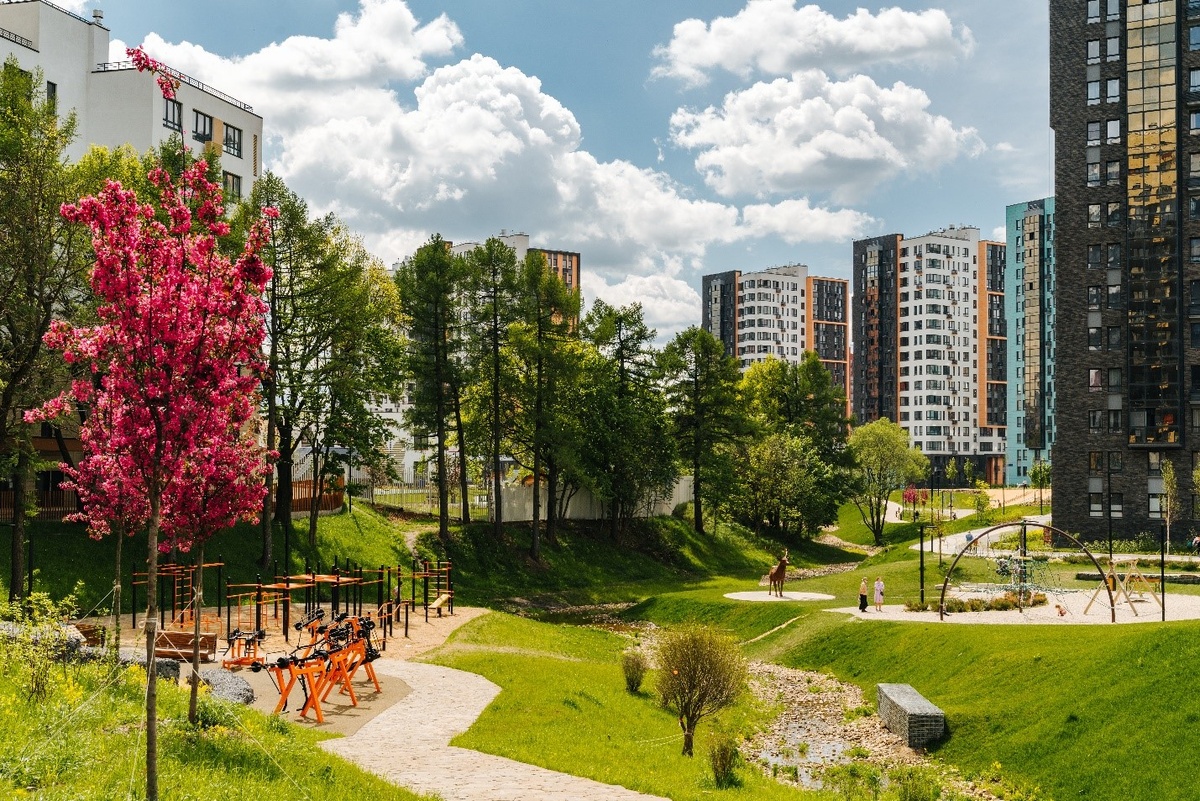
[768,549,789,598]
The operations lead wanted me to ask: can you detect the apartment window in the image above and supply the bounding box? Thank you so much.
[1089,452,1104,472]
[1192,26,1200,52]
[1089,492,1104,517]
[1192,69,1200,94]
[1106,161,1120,186]
[1190,238,1200,262]
[1148,451,1163,477]
[1087,0,1100,23]
[1087,161,1101,187]
[1107,35,1120,61]
[1108,283,1123,308]
[1089,409,1104,433]
[1110,492,1123,519]
[222,171,241,202]
[1191,197,1200,220]
[45,81,55,113]
[1149,494,1164,519]
[1108,409,1122,433]
[1106,202,1121,226]
[1089,368,1103,390]
[193,110,213,143]
[1087,121,1102,146]
[1088,286,1103,309]
[1088,204,1101,228]
[1106,78,1120,103]
[1105,0,1118,20]
[1192,322,1200,345]
[1087,244,1102,269]
[1087,39,1101,64]
[1108,367,1122,389]
[1106,119,1120,143]
[224,124,242,158]
[1107,326,1121,348]
[1108,243,1121,267]
[1087,81,1101,105]
[164,98,182,131]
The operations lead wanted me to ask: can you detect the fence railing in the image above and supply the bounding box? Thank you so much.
[93,60,254,112]
[0,488,79,521]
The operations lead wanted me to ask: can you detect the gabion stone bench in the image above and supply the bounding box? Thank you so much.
[877,683,945,748]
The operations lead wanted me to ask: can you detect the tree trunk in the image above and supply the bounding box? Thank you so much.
[145,494,161,801]
[274,422,295,527]
[435,380,449,539]
[9,449,29,601]
[692,453,703,534]
[531,451,541,562]
[453,389,470,524]
[682,718,696,756]
[260,397,277,569]
[188,541,204,724]
[308,445,324,548]
[112,524,123,655]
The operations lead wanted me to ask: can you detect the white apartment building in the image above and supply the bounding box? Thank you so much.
[894,226,1006,474]
[734,265,810,368]
[0,1,262,200]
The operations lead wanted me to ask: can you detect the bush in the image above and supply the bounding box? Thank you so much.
[823,760,881,800]
[656,624,747,756]
[0,588,80,702]
[904,600,930,612]
[707,733,742,789]
[888,764,944,801]
[621,649,648,693]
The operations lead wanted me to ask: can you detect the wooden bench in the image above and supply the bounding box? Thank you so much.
[154,630,218,662]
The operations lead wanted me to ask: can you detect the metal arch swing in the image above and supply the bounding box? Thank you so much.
[938,520,1116,622]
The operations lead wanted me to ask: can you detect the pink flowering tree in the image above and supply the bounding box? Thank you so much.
[30,159,273,800]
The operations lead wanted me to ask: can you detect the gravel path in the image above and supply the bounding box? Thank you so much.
[320,657,669,801]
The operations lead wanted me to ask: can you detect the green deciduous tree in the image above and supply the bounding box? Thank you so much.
[0,59,91,600]
[660,327,748,534]
[739,352,852,467]
[1029,459,1051,515]
[848,418,929,546]
[1162,458,1180,554]
[734,432,837,539]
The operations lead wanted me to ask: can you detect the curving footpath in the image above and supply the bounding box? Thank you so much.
[321,659,669,801]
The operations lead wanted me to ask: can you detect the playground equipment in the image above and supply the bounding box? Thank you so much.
[938,521,1116,622]
[1083,559,1162,617]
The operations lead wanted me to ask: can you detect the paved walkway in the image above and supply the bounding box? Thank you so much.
[321,659,669,801]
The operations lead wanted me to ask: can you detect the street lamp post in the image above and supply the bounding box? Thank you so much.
[1107,458,1114,562]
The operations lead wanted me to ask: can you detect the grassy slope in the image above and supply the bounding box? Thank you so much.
[426,612,816,801]
[0,659,429,800]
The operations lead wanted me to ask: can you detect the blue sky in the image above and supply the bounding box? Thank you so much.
[74,0,1052,340]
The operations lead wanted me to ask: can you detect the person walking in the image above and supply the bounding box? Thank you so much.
[873,576,885,612]
[858,578,869,612]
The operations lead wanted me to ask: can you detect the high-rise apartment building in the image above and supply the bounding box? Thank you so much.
[0,2,263,199]
[700,265,850,398]
[451,231,580,294]
[1005,198,1058,485]
[1050,0,1196,538]
[852,227,1007,482]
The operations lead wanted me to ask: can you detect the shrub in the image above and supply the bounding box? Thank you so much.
[0,588,79,702]
[707,733,742,789]
[621,649,648,693]
[943,598,967,613]
[889,764,944,801]
[656,624,747,756]
[904,600,930,612]
[823,760,881,800]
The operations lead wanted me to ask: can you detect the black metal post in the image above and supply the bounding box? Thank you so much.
[1107,464,1114,562]
[918,521,926,605]
[216,556,223,620]
[26,526,32,596]
[283,574,290,642]
[254,575,263,634]
[284,523,290,578]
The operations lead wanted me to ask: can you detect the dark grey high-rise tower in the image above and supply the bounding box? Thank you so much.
[1051,0,1196,541]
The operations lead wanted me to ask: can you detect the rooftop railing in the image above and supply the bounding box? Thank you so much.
[94,60,254,112]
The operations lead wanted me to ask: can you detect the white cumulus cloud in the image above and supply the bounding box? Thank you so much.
[128,0,873,336]
[670,70,985,204]
[653,0,974,86]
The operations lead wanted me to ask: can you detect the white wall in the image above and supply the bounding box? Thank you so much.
[499,475,694,522]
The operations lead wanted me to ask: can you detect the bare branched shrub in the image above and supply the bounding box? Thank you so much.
[655,624,746,756]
